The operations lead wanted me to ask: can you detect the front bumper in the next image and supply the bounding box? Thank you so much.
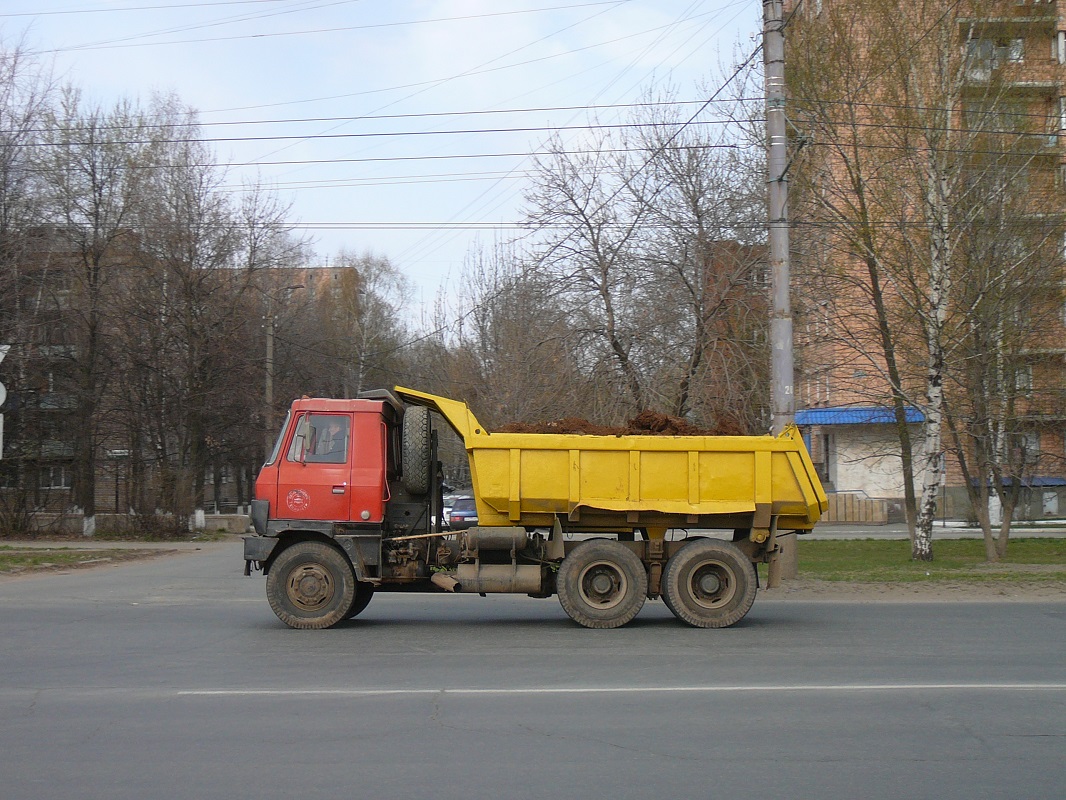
[243,535,280,574]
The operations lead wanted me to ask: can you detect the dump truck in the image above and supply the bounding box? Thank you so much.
[244,387,827,629]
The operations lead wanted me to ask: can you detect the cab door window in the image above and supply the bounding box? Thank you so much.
[288,414,350,463]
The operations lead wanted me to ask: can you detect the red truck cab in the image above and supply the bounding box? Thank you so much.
[255,397,397,528]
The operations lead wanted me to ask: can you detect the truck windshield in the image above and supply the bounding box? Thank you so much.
[264,410,291,466]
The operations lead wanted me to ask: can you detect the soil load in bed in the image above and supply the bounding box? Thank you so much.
[496,410,746,436]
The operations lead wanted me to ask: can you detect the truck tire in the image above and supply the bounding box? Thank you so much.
[401,405,432,495]
[344,581,375,619]
[266,541,356,629]
[661,539,757,628]
[556,540,647,629]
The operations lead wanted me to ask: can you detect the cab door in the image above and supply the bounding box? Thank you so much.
[275,412,353,522]
[346,409,387,523]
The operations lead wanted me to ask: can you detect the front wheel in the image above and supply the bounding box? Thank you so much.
[660,539,757,628]
[266,541,356,629]
[344,581,375,619]
[556,540,647,629]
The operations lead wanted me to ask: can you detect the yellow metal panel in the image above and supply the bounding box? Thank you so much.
[634,451,686,507]
[754,450,772,507]
[508,449,521,521]
[569,449,580,515]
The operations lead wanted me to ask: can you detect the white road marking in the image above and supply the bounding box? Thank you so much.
[3,683,1064,701]
[174,683,1066,697]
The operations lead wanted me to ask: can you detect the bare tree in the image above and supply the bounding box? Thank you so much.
[945,186,1064,559]
[526,132,651,417]
[0,39,55,532]
[523,97,769,430]
[38,88,159,535]
[629,96,769,431]
[431,242,587,428]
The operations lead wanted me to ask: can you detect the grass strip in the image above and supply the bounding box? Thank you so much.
[792,538,1066,583]
[0,546,161,574]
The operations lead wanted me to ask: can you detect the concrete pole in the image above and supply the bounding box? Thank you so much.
[264,312,275,457]
[764,0,797,584]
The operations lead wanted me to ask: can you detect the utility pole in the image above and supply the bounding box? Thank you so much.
[264,312,275,456]
[764,0,797,583]
[0,344,8,459]
[264,284,304,456]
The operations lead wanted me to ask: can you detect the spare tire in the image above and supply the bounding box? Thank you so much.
[401,405,432,494]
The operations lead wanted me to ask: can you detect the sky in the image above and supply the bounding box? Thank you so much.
[5,0,762,312]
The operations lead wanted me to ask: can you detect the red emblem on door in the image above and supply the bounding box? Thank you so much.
[286,489,311,513]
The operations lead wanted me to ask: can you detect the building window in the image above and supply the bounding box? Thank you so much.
[966,38,1025,79]
[1012,433,1040,465]
[0,463,18,490]
[39,466,72,490]
[1014,364,1033,395]
[1058,164,1066,189]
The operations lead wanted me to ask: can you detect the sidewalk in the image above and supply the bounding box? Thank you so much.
[0,536,241,550]
[6,524,1066,549]
[808,521,1066,539]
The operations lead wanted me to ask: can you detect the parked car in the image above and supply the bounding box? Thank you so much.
[447,495,478,530]
[440,493,459,530]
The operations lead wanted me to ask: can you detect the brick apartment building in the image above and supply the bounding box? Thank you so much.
[784,0,1066,521]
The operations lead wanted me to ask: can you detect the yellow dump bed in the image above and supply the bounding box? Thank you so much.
[397,387,827,534]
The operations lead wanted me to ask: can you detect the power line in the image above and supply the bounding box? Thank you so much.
[0,0,296,16]
[22,117,737,148]
[0,99,737,135]
[22,143,742,175]
[39,1,631,53]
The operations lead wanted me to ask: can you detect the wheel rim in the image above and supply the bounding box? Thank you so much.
[577,560,628,610]
[687,559,735,609]
[286,563,336,612]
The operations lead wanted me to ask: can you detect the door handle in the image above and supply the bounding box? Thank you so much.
[332,484,347,495]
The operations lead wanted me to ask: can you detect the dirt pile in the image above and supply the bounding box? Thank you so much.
[496,410,747,436]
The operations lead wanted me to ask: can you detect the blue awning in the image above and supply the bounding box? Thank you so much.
[795,406,924,426]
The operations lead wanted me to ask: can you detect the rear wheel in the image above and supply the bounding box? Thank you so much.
[661,539,756,628]
[266,541,356,629]
[401,405,432,494]
[556,540,647,629]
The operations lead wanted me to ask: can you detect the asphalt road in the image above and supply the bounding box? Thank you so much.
[1,540,1064,800]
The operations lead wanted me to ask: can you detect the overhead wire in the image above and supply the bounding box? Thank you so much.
[39,2,631,54]
[1,0,298,16]
[390,0,745,274]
